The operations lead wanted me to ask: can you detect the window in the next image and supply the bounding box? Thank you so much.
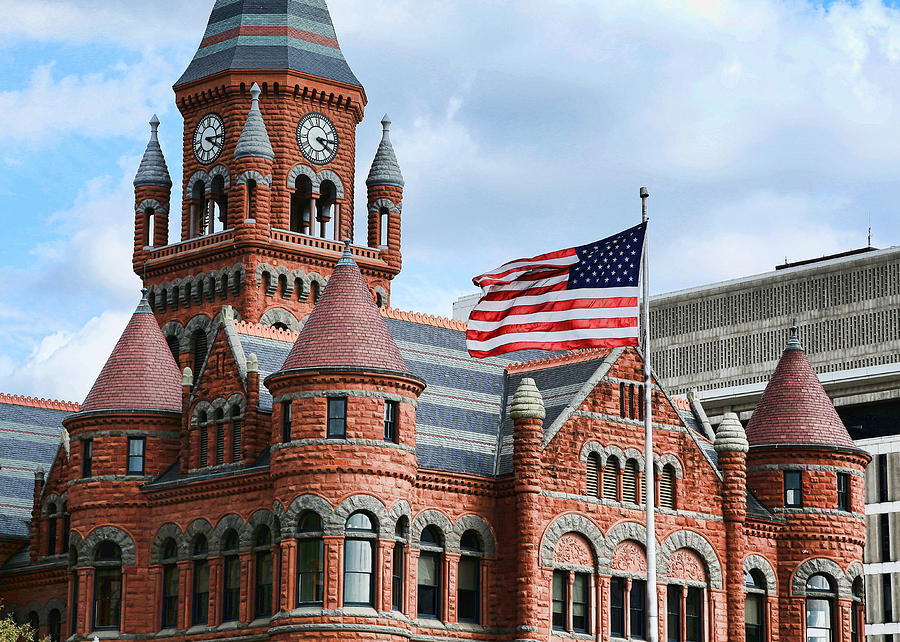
[127,437,145,475]
[685,587,702,642]
[61,506,69,559]
[161,539,179,629]
[328,398,347,438]
[47,503,57,556]
[254,526,273,618]
[784,471,802,507]
[222,531,240,622]
[281,401,292,444]
[619,382,626,417]
[199,412,208,468]
[629,384,636,418]
[572,573,590,633]
[744,570,766,642]
[851,577,864,642]
[215,409,225,465]
[586,452,600,497]
[806,574,834,642]
[246,179,257,219]
[384,400,398,443]
[93,542,122,630]
[883,573,893,622]
[232,406,242,463]
[631,579,647,640]
[290,175,313,233]
[660,464,676,510]
[552,571,567,631]
[837,473,850,511]
[48,609,61,642]
[392,518,408,612]
[458,530,482,624]
[879,453,889,502]
[624,459,640,504]
[192,536,209,625]
[344,513,376,606]
[882,513,891,562]
[82,439,93,478]
[417,526,443,619]
[603,459,620,501]
[297,512,324,605]
[611,577,626,637]
[192,330,208,376]
[667,585,681,642]
[26,612,39,635]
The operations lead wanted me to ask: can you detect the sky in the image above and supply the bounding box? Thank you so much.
[1,0,900,402]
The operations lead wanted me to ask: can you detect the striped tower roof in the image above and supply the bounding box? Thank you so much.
[176,0,362,88]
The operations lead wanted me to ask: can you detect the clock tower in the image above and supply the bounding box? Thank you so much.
[132,0,404,365]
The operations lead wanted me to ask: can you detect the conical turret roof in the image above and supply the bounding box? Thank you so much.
[235,83,275,160]
[746,328,854,449]
[133,115,172,188]
[278,243,409,374]
[176,0,361,89]
[366,115,404,188]
[80,291,182,414]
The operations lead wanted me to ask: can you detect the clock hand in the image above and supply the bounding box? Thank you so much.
[316,137,335,147]
[205,135,224,143]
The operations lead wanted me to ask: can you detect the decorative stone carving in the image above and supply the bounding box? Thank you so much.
[667,549,706,583]
[610,541,647,574]
[554,534,594,567]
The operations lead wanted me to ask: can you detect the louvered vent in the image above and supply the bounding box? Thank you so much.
[200,427,208,467]
[660,466,676,509]
[232,419,242,463]
[603,460,620,501]
[216,424,225,465]
[192,330,208,375]
[623,460,639,504]
[586,454,600,497]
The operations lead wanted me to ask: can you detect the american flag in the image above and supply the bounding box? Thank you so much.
[466,223,647,358]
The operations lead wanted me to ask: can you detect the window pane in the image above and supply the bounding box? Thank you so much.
[667,585,681,642]
[572,573,590,633]
[631,579,647,639]
[552,571,567,630]
[346,513,373,531]
[806,598,831,628]
[458,557,479,623]
[298,539,324,604]
[328,398,347,438]
[344,540,373,605]
[417,552,440,617]
[610,577,625,637]
[458,557,478,590]
[745,594,761,625]
[94,567,122,629]
[418,553,437,585]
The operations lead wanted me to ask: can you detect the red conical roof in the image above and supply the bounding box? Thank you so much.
[280,245,409,373]
[80,292,182,413]
[746,330,854,449]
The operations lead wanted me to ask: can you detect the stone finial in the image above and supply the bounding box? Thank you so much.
[786,322,803,351]
[337,239,356,267]
[247,353,259,373]
[182,367,194,387]
[714,412,749,454]
[510,378,545,420]
[235,82,275,160]
[366,113,404,188]
[34,467,45,484]
[218,305,235,324]
[134,114,173,188]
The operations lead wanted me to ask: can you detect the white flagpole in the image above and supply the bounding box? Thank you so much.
[641,187,659,642]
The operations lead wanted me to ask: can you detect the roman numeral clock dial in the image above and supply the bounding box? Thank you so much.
[297,112,339,165]
[193,113,225,165]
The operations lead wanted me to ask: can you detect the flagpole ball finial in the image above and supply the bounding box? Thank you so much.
[640,187,649,199]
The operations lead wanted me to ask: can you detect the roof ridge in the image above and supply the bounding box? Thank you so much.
[670,395,692,411]
[506,348,612,374]
[0,393,81,412]
[234,320,300,342]
[381,307,467,331]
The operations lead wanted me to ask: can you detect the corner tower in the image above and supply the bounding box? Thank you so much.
[134,0,403,363]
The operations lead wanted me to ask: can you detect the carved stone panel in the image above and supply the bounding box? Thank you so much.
[610,541,647,574]
[668,549,706,583]
[554,534,593,567]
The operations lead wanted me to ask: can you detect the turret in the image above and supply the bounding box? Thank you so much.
[132,115,172,275]
[367,115,404,276]
[234,82,275,237]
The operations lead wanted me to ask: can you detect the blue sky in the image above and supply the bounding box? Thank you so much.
[1,0,900,401]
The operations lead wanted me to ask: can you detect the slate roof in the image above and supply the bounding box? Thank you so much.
[133,115,172,188]
[176,0,362,89]
[746,333,855,449]
[80,294,182,414]
[234,83,275,161]
[0,401,72,538]
[366,115,404,188]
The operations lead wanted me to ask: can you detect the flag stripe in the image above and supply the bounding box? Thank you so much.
[468,336,639,359]
[475,248,577,281]
[472,290,638,313]
[468,326,640,352]
[468,317,638,342]
[469,307,639,331]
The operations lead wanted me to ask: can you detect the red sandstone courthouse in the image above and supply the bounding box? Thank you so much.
[0,1,869,641]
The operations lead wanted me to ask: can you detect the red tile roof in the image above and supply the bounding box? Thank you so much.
[280,248,410,374]
[746,338,854,449]
[80,294,182,413]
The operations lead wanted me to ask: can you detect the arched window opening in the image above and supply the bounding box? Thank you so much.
[191,330,208,377]
[245,179,257,220]
[231,406,242,464]
[47,502,57,556]
[93,541,122,630]
[586,452,600,497]
[418,526,444,619]
[660,464,676,510]
[459,529,483,624]
[254,526,273,618]
[262,272,272,297]
[629,384,636,419]
[165,335,180,365]
[344,512,376,607]
[619,382,626,418]
[48,609,61,642]
[143,207,155,248]
[272,322,289,332]
[198,411,208,468]
[222,530,240,622]
[392,517,408,613]
[311,281,321,304]
[375,291,385,308]
[852,576,865,642]
[316,180,337,239]
[26,611,39,635]
[210,175,227,234]
[191,535,209,625]
[190,181,206,238]
[297,512,324,606]
[161,539,179,629]
[214,408,225,466]
[603,458,620,501]
[806,574,835,642]
[744,569,766,642]
[290,175,313,234]
[379,207,389,247]
[624,459,640,504]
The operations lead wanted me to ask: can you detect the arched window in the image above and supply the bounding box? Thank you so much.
[660,464,676,510]
[806,574,835,642]
[161,539,179,629]
[198,411,209,468]
[311,281,321,304]
[231,405,242,464]
[47,502,57,556]
[744,569,766,642]
[61,503,69,555]
[93,541,122,630]
[317,180,337,239]
[26,611,39,635]
[245,179,257,220]
[344,512,376,606]
[297,512,324,606]
[290,175,313,234]
[215,408,225,466]
[191,535,209,625]
[611,574,645,639]
[190,180,206,238]
[458,530,483,624]
[623,459,640,504]
[586,452,600,497]
[166,335,181,364]
[48,608,61,642]
[603,458,620,501]
[418,525,444,619]
[851,576,865,642]
[222,530,240,622]
[392,517,408,613]
[254,526,273,618]
[192,329,208,377]
[210,175,227,233]
[143,207,155,248]
[379,207,389,247]
[619,382,626,417]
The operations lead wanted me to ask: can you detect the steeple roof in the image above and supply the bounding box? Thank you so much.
[366,114,404,188]
[235,83,275,160]
[133,115,172,188]
[746,328,855,449]
[278,243,409,374]
[80,291,182,414]
[176,0,362,89]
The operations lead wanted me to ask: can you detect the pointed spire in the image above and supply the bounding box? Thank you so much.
[337,238,355,266]
[235,83,275,161]
[367,114,405,188]
[134,115,172,188]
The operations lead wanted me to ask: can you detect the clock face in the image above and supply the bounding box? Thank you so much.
[297,112,339,165]
[193,113,225,165]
